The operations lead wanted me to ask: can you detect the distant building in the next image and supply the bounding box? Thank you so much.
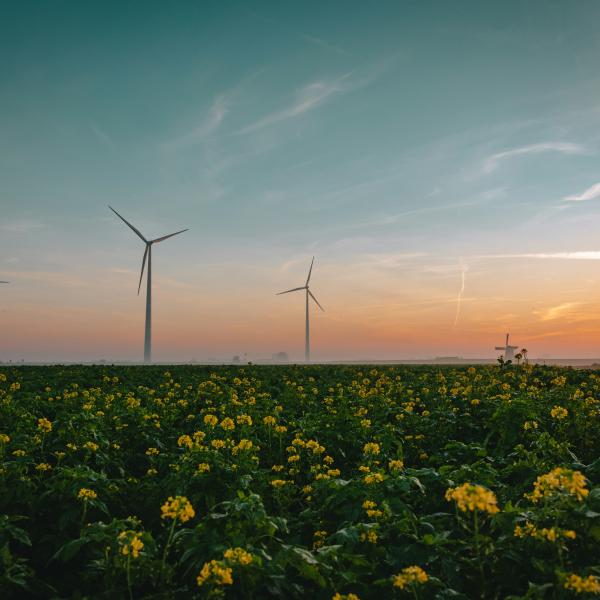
[272,352,289,362]
[232,355,241,363]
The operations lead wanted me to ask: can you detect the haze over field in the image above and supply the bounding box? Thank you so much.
[3,1,600,362]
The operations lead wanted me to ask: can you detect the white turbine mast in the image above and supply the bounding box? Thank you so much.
[277,256,324,362]
[109,206,187,363]
[495,333,519,361]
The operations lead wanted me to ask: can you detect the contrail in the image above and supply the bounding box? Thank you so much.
[453,260,468,328]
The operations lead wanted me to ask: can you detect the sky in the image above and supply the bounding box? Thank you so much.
[3,0,600,362]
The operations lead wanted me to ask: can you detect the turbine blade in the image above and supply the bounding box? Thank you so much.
[306,256,315,286]
[152,228,189,244]
[109,206,147,242]
[308,289,324,311]
[137,245,149,295]
[276,286,305,295]
[0,281,9,283]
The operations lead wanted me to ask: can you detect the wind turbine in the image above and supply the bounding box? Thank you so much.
[495,333,518,361]
[109,206,188,364]
[277,257,324,362]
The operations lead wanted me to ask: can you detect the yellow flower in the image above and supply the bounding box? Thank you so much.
[178,434,193,448]
[526,467,588,503]
[275,425,288,433]
[445,483,500,514]
[363,472,384,485]
[392,566,428,590]
[145,447,159,456]
[0,433,10,444]
[550,405,568,420]
[223,547,253,565]
[196,463,211,474]
[37,417,52,433]
[270,479,288,488]
[363,442,380,455]
[203,414,218,427]
[77,488,97,500]
[197,559,233,587]
[161,496,195,523]
[236,414,252,426]
[563,573,600,594]
[263,415,276,426]
[118,530,144,558]
[217,416,235,431]
[360,529,378,544]
[332,594,360,600]
[388,459,404,471]
[84,441,99,452]
[211,439,226,449]
[36,462,52,471]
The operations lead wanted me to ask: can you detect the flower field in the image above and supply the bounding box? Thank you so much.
[1,364,600,599]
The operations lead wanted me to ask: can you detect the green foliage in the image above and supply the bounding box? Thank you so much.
[0,364,599,598]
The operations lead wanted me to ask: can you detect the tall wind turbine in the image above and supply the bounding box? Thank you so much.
[109,206,188,363]
[277,257,324,362]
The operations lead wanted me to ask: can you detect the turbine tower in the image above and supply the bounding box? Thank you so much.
[109,206,187,364]
[495,333,518,361]
[277,257,324,362]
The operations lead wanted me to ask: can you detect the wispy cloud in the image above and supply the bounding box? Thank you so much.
[0,219,47,233]
[482,251,600,260]
[302,34,351,56]
[483,142,585,174]
[237,73,353,135]
[164,94,230,150]
[90,123,113,146]
[564,182,600,202]
[535,302,584,322]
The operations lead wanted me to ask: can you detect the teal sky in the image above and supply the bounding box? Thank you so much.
[3,1,600,362]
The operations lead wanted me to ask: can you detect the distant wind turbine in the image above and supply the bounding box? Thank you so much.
[109,206,188,363]
[277,257,324,362]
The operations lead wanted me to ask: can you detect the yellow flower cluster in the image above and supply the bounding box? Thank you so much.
[37,417,52,433]
[313,530,327,549]
[220,417,235,431]
[392,566,428,590]
[362,500,383,519]
[231,439,253,454]
[223,547,253,565]
[360,529,378,544]
[203,414,218,427]
[526,468,589,503]
[363,442,380,455]
[178,434,193,448]
[550,405,568,420]
[196,462,210,474]
[263,415,276,426]
[196,559,233,587]
[0,433,10,444]
[364,472,384,485]
[118,530,144,558]
[563,573,600,594]
[514,521,576,542]
[160,496,195,523]
[388,459,404,471]
[445,483,500,514]
[77,488,97,500]
[36,463,51,471]
[332,593,360,600]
